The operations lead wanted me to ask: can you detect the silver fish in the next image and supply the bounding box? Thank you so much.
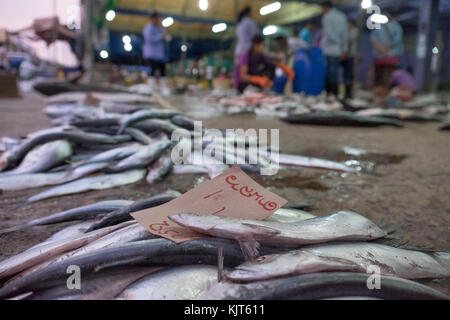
[200,272,449,300]
[0,140,72,176]
[117,109,178,134]
[118,265,219,300]
[0,221,133,280]
[0,200,133,235]
[106,141,170,173]
[266,208,315,223]
[26,169,146,203]
[146,151,173,184]
[169,211,386,259]
[226,242,450,283]
[27,267,162,300]
[278,153,357,173]
[0,162,107,191]
[70,143,142,168]
[172,164,209,175]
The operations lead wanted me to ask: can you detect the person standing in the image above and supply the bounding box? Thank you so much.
[320,1,348,96]
[370,12,403,106]
[142,11,169,95]
[342,20,359,99]
[235,6,260,61]
[298,23,315,48]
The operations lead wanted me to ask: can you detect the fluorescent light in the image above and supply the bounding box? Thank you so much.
[369,13,389,24]
[263,25,278,35]
[361,0,372,9]
[162,17,174,28]
[260,2,281,16]
[181,44,187,52]
[432,47,439,54]
[199,0,208,11]
[122,35,131,44]
[212,23,227,33]
[105,10,116,22]
[100,50,109,59]
[124,43,132,52]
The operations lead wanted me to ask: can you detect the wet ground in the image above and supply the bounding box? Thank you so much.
[0,92,449,295]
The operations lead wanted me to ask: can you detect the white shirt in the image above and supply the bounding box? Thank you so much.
[320,8,348,57]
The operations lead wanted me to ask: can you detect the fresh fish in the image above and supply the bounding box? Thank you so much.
[70,143,142,168]
[0,238,266,298]
[122,127,153,145]
[0,162,107,191]
[169,211,386,259]
[201,272,449,300]
[356,108,441,122]
[0,200,133,235]
[172,164,209,175]
[266,208,315,223]
[131,119,181,135]
[0,140,72,176]
[0,221,133,280]
[26,169,146,203]
[278,153,357,173]
[0,131,131,171]
[146,152,173,184]
[118,109,179,134]
[170,115,195,131]
[106,141,171,173]
[26,267,162,300]
[226,242,450,283]
[0,136,19,152]
[118,265,219,300]
[281,111,403,127]
[85,190,181,232]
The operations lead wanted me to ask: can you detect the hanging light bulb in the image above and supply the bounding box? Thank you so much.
[199,0,208,11]
[105,10,116,21]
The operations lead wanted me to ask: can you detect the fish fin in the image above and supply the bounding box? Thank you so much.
[236,236,261,261]
[240,223,281,236]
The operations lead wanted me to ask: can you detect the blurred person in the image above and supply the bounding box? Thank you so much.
[142,11,170,95]
[389,66,418,102]
[233,35,294,93]
[298,23,315,47]
[0,42,9,71]
[235,6,260,61]
[320,1,348,96]
[370,11,404,106]
[341,20,359,99]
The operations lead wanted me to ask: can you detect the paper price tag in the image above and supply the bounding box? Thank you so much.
[131,165,287,243]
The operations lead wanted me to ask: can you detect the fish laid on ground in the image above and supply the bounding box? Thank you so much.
[439,122,450,130]
[122,127,153,145]
[0,200,133,235]
[0,131,131,171]
[106,141,171,173]
[356,108,441,122]
[146,151,173,184]
[26,267,162,300]
[26,169,146,203]
[131,119,181,135]
[172,164,209,175]
[169,211,386,259]
[85,190,181,232]
[0,140,72,176]
[226,242,450,283]
[0,238,268,298]
[170,115,195,131]
[118,109,178,134]
[200,272,449,300]
[281,111,403,127]
[0,162,108,191]
[266,208,315,223]
[118,265,219,300]
[278,153,357,173]
[70,143,142,168]
[0,221,134,280]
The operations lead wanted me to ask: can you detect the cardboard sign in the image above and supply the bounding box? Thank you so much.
[131,165,287,243]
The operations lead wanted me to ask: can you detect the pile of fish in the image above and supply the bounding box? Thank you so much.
[206,89,450,128]
[0,92,363,202]
[0,196,448,300]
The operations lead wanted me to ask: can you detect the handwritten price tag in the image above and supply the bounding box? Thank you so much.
[131,165,287,243]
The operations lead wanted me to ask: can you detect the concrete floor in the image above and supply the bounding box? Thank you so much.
[0,92,449,295]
